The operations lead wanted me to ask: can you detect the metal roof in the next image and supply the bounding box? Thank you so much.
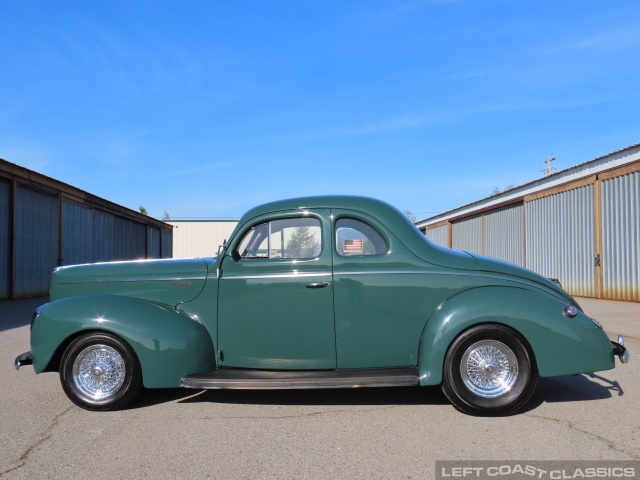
[0,157,172,232]
[416,142,640,228]
[167,218,240,222]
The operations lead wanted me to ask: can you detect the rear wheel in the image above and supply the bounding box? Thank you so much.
[442,324,538,416]
[60,332,142,411]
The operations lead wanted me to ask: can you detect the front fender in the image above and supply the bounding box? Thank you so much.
[31,295,216,388]
[417,286,614,385]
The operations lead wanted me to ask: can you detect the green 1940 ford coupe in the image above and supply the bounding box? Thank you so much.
[15,196,629,415]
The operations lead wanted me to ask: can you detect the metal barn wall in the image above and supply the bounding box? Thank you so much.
[62,201,94,266]
[526,185,595,297]
[0,180,9,299]
[64,204,167,265]
[147,227,161,259]
[93,211,115,262]
[602,171,640,301]
[451,216,482,254]
[114,218,146,261]
[2,158,175,299]
[417,149,640,301]
[169,221,238,258]
[130,222,146,259]
[424,224,449,247]
[161,231,173,259]
[484,204,525,267]
[14,187,59,297]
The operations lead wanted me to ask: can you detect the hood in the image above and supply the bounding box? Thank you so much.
[467,253,578,307]
[51,258,211,305]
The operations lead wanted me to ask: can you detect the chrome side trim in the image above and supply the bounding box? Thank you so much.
[333,270,566,296]
[335,270,520,278]
[335,270,425,276]
[221,272,332,280]
[58,277,204,285]
[219,270,562,295]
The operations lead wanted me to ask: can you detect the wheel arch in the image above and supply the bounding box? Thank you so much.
[440,321,538,378]
[417,285,613,386]
[31,295,216,388]
[43,328,127,374]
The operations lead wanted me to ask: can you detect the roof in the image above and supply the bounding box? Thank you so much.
[237,195,400,225]
[416,142,640,228]
[230,194,476,269]
[0,157,172,232]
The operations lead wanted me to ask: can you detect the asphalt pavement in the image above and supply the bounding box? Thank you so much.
[0,295,638,479]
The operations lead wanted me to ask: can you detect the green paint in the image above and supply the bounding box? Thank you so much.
[27,195,617,391]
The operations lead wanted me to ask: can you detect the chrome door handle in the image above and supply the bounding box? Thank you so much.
[306,282,331,289]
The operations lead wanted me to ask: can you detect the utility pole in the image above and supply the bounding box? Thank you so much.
[542,155,557,176]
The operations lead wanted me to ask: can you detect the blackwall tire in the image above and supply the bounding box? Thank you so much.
[60,332,142,411]
[442,324,538,416]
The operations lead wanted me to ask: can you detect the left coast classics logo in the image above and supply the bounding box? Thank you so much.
[171,282,192,287]
[436,461,639,480]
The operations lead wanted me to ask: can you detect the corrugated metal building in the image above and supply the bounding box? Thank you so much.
[417,143,640,302]
[168,220,238,258]
[1,159,173,299]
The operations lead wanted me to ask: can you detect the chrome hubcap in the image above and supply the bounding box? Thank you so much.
[72,344,126,403]
[460,340,518,398]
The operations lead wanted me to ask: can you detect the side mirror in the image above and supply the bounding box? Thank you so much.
[217,239,227,257]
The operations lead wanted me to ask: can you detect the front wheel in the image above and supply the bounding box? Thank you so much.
[442,324,538,416]
[60,332,142,411]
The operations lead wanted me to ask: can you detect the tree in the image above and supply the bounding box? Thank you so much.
[139,205,148,215]
[286,226,320,258]
[491,184,516,196]
[403,210,417,223]
[162,211,170,221]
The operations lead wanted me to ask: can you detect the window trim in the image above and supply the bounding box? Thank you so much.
[236,216,324,261]
[334,217,389,257]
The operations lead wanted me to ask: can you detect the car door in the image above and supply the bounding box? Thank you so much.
[331,210,432,369]
[217,210,336,369]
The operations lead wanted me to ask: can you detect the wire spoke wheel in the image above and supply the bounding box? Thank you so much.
[60,333,142,411]
[442,324,538,416]
[460,340,518,398]
[72,344,126,402]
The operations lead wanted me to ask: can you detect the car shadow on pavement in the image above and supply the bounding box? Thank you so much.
[125,388,206,409]
[126,385,450,409]
[126,372,622,412]
[0,297,48,332]
[183,385,450,406]
[521,373,623,413]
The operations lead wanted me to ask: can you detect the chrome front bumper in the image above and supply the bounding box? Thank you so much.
[14,351,33,370]
[611,336,629,364]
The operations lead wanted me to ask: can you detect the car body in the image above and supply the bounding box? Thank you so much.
[15,195,629,415]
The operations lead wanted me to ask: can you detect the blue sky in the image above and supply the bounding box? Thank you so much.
[2,1,639,220]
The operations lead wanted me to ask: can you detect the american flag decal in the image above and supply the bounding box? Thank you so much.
[344,239,363,252]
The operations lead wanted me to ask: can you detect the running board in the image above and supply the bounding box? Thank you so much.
[181,367,419,390]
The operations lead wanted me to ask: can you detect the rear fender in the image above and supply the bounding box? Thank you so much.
[31,295,216,388]
[417,286,614,385]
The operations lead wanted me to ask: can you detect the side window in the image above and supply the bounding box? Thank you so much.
[335,218,387,256]
[237,218,322,259]
[238,222,269,258]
